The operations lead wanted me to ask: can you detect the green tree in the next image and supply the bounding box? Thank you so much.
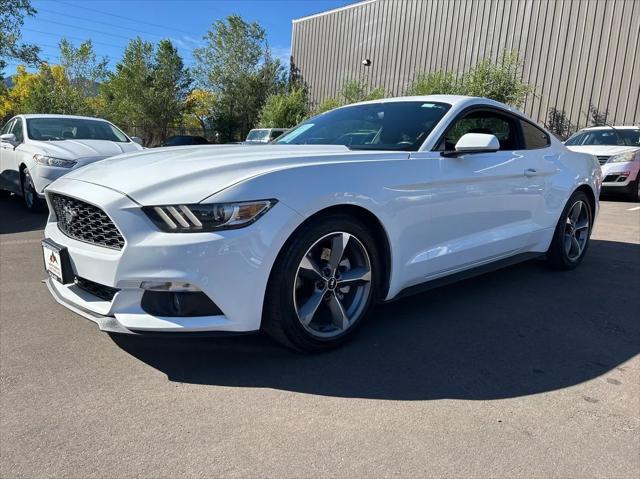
[193,15,285,141]
[59,39,108,100]
[0,0,40,76]
[102,38,191,145]
[312,80,385,116]
[407,70,459,96]
[406,50,532,107]
[0,64,82,117]
[459,51,532,107]
[258,87,308,128]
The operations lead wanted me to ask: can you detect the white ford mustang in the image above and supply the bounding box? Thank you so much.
[42,96,601,352]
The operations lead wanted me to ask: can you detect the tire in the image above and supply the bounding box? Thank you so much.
[21,168,45,213]
[0,190,11,198]
[262,213,381,353]
[546,190,593,270]
[623,178,639,202]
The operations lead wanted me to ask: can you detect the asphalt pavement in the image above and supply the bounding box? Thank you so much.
[1,194,639,478]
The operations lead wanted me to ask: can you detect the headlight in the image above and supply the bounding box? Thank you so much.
[607,150,639,163]
[33,154,77,168]
[143,200,277,232]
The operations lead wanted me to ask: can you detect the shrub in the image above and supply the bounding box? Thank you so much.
[258,87,308,128]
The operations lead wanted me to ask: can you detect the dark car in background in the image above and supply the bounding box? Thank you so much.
[161,135,210,147]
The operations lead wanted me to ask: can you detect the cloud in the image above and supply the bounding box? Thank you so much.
[271,46,291,66]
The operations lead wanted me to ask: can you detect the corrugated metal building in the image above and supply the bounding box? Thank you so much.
[291,0,640,129]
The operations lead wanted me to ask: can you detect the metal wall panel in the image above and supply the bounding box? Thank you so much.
[291,0,640,128]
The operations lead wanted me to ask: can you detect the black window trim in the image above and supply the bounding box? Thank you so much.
[431,105,551,152]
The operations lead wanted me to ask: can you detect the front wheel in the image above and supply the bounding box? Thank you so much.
[262,214,380,352]
[546,190,593,270]
[21,169,45,213]
[624,178,639,202]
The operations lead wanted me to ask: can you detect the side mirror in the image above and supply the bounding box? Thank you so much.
[131,136,143,145]
[0,133,16,144]
[442,133,500,157]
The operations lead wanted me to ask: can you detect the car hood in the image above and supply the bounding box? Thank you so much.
[565,145,638,157]
[30,139,142,160]
[62,144,409,205]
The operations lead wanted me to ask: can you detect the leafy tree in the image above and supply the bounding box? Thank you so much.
[312,80,385,116]
[102,38,191,145]
[0,0,40,75]
[407,70,459,96]
[406,50,532,108]
[193,15,285,141]
[184,89,217,137]
[258,87,308,128]
[459,51,532,107]
[59,39,108,100]
[0,64,82,118]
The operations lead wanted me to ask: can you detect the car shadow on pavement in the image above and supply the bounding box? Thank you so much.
[111,239,640,401]
[0,195,48,235]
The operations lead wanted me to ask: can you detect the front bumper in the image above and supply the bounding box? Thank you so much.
[43,178,302,334]
[600,160,639,188]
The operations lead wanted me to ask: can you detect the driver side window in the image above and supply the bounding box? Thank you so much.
[439,110,519,151]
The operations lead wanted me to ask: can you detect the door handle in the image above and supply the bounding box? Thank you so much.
[524,168,538,177]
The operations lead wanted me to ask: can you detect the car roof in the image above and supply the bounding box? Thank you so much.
[577,125,639,131]
[18,114,111,122]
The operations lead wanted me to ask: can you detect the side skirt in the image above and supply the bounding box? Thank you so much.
[389,252,544,302]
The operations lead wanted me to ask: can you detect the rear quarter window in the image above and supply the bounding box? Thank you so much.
[520,120,550,149]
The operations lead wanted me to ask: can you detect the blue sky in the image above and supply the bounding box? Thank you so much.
[6,0,355,75]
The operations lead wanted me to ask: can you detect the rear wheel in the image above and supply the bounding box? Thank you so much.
[0,190,10,198]
[263,214,380,352]
[546,190,593,270]
[21,168,45,213]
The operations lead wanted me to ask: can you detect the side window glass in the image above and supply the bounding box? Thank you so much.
[520,120,549,149]
[1,119,14,135]
[11,119,24,143]
[441,111,518,151]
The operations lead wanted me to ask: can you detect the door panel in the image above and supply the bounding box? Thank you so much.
[421,150,540,277]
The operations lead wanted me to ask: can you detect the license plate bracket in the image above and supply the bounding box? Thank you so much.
[42,239,74,284]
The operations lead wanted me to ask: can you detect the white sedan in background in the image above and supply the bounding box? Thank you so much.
[565,126,640,201]
[0,114,143,211]
[42,96,600,352]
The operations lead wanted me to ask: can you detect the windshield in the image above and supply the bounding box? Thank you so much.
[246,129,270,141]
[26,118,130,142]
[565,128,640,146]
[275,101,451,151]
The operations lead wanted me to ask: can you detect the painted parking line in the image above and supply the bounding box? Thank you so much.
[627,206,640,211]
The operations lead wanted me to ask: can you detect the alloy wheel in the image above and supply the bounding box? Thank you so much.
[563,200,590,261]
[293,232,372,338]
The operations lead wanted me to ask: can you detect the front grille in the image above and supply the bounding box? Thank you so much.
[50,193,125,250]
[597,156,610,165]
[75,277,119,301]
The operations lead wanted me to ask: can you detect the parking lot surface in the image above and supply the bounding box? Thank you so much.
[1,196,639,478]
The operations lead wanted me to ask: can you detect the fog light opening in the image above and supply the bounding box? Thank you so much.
[140,281,200,292]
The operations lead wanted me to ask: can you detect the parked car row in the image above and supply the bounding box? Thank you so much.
[24,95,605,352]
